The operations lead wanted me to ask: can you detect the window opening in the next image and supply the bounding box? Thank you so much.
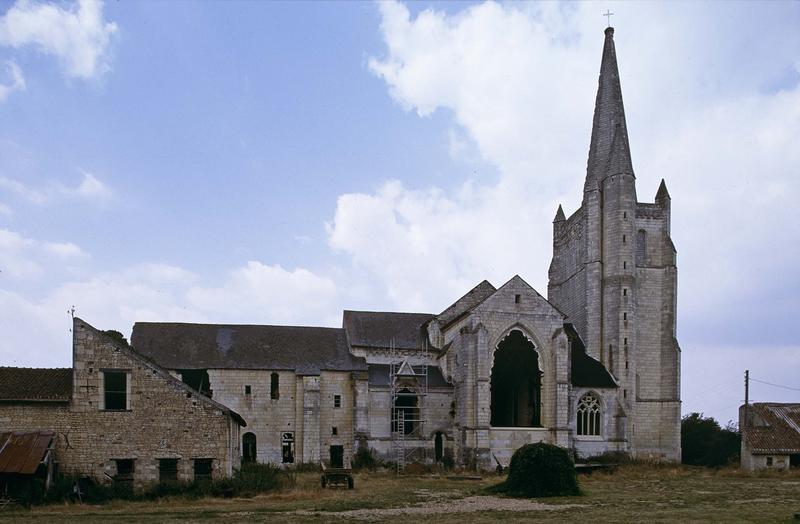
[104,371,127,410]
[334,394,341,408]
[270,373,280,400]
[490,330,541,427]
[245,385,251,395]
[178,369,212,397]
[393,388,418,435]
[576,393,601,436]
[329,445,344,468]
[114,459,134,487]
[332,426,338,436]
[194,459,213,481]
[242,432,257,463]
[514,294,521,304]
[281,432,295,463]
[159,459,178,482]
[636,230,646,266]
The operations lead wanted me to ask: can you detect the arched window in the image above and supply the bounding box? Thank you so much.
[490,330,542,427]
[242,432,257,463]
[636,230,646,266]
[577,393,601,436]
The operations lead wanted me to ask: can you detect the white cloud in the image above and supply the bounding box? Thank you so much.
[0,257,341,367]
[0,171,112,204]
[0,60,25,102]
[42,241,88,258]
[0,228,90,278]
[0,202,11,216]
[0,0,118,80]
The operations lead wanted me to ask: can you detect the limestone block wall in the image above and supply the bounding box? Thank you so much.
[318,371,355,467]
[569,386,625,458]
[0,319,244,489]
[209,369,297,465]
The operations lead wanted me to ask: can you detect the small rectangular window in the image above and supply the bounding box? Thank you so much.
[623,389,627,399]
[270,373,280,400]
[159,459,178,482]
[623,313,627,321]
[514,294,521,304]
[624,338,628,345]
[332,426,338,436]
[623,234,626,243]
[766,457,773,467]
[623,288,627,296]
[623,261,627,269]
[245,385,251,395]
[194,459,213,481]
[114,459,134,485]
[104,371,127,410]
[334,394,341,408]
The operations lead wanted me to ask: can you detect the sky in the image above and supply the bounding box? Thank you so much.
[0,0,798,426]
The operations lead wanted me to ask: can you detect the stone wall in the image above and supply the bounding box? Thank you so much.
[0,318,243,489]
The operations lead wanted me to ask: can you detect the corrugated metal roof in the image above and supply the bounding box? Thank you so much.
[0,367,71,402]
[744,403,800,454]
[0,431,54,475]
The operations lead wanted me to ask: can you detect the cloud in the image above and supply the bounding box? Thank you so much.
[0,0,118,80]
[0,203,11,216]
[0,256,341,367]
[0,60,25,102]
[42,241,88,258]
[0,171,112,204]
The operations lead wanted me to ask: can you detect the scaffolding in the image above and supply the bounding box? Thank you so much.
[389,338,429,474]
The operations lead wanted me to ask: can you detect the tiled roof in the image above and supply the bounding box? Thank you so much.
[343,311,435,350]
[0,367,71,402]
[131,322,367,374]
[435,280,497,329]
[743,403,800,454]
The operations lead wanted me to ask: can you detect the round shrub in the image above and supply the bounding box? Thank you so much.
[491,443,581,498]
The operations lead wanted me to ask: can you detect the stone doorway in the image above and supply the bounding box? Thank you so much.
[490,329,542,427]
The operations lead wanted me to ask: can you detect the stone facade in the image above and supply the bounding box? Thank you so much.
[547,27,681,461]
[0,319,244,488]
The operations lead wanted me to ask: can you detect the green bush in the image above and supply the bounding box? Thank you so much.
[353,445,378,471]
[489,443,581,498]
[681,413,740,467]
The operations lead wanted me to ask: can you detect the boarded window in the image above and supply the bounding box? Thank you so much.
[334,394,341,408]
[159,459,178,482]
[281,432,295,463]
[577,393,601,436]
[194,459,213,481]
[104,371,127,410]
[270,373,280,400]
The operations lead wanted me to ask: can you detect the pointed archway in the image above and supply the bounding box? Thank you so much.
[490,329,542,427]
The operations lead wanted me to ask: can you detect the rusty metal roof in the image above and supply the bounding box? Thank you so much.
[0,431,54,475]
[743,403,800,454]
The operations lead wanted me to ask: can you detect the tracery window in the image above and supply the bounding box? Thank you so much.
[577,393,601,436]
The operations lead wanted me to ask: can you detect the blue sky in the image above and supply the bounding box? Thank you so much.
[1,0,798,425]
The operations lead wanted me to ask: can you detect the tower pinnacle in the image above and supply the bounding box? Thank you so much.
[584,27,634,192]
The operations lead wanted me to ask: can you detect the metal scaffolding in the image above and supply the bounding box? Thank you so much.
[389,338,429,474]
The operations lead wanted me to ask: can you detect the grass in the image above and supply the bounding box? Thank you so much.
[3,465,799,523]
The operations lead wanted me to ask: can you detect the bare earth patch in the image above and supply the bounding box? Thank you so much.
[293,493,581,520]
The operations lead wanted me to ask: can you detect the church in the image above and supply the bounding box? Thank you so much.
[130,26,681,469]
[0,27,680,486]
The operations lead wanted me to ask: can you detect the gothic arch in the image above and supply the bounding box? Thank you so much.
[576,391,603,437]
[489,328,543,427]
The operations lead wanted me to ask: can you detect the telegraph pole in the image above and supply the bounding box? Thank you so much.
[744,369,750,429]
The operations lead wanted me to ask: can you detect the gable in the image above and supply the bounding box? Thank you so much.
[472,275,566,320]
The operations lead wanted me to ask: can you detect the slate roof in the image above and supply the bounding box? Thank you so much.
[367,364,451,388]
[343,311,435,350]
[0,367,72,402]
[131,322,367,374]
[564,324,617,388]
[435,280,497,330]
[743,403,800,454]
[0,431,55,475]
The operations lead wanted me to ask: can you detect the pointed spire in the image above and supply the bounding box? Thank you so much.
[584,27,634,192]
[656,178,671,202]
[554,204,566,223]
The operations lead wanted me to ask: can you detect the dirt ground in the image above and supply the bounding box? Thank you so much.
[3,465,800,523]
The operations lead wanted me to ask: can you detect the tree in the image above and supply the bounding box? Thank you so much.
[103,329,128,346]
[681,412,740,467]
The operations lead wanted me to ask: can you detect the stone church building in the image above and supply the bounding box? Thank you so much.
[0,27,680,485]
[130,26,681,469]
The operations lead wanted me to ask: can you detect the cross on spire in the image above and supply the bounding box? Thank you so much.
[603,9,614,27]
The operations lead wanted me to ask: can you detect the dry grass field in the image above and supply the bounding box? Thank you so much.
[3,465,799,523]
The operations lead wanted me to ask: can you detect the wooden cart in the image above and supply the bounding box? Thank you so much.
[320,463,354,489]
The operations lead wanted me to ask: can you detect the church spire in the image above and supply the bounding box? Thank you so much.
[553,204,566,223]
[584,27,634,192]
